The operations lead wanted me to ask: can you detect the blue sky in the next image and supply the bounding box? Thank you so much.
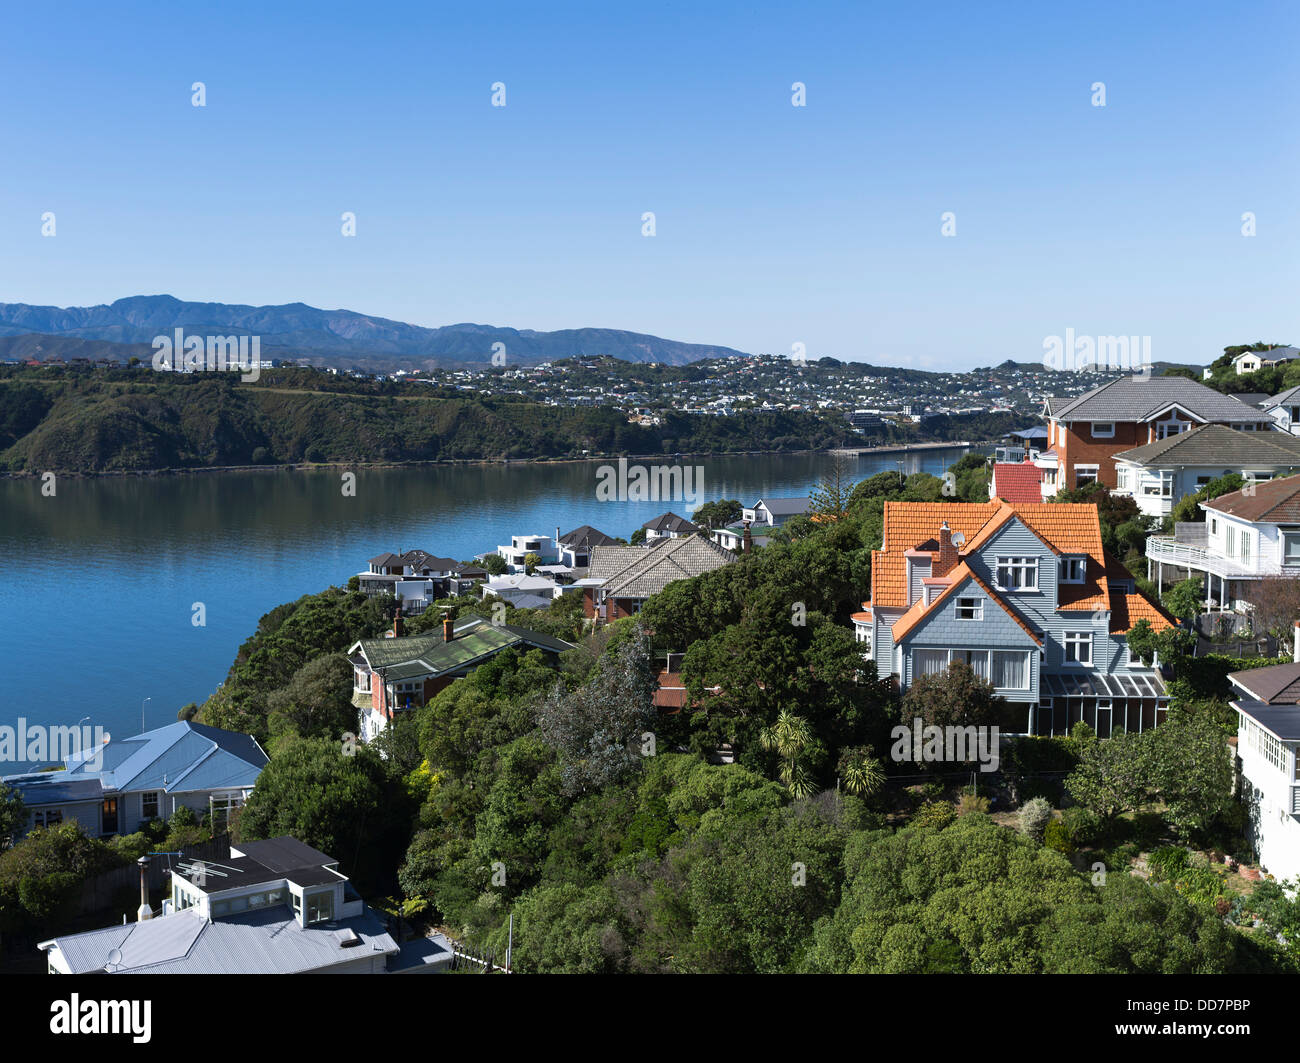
[0,0,1295,369]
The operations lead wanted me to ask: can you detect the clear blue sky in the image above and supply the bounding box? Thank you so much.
[0,0,1295,369]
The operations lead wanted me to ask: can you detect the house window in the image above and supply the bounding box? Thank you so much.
[1226,525,1236,556]
[1044,468,1057,486]
[956,597,982,620]
[953,649,990,680]
[1241,531,1252,566]
[1197,475,1213,489]
[1209,516,1219,535]
[305,891,335,924]
[1091,422,1115,438]
[1074,465,1099,488]
[1282,533,1300,566]
[915,649,950,677]
[1156,419,1186,439]
[354,670,370,692]
[1115,466,1129,490]
[1063,631,1093,665]
[32,810,63,829]
[1059,557,1086,584]
[996,557,1038,590]
[991,651,1030,690]
[142,792,159,820]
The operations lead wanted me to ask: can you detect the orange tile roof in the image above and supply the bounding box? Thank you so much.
[890,563,1043,646]
[871,550,910,608]
[871,500,1112,620]
[1109,591,1176,635]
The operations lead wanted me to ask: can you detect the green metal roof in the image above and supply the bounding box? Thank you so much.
[351,618,572,681]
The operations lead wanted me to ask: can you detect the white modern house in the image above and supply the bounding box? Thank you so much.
[496,534,558,572]
[1145,473,1300,610]
[1229,639,1300,884]
[1112,424,1300,518]
[38,836,454,974]
[742,497,812,528]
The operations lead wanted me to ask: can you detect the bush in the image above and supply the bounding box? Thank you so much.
[913,801,956,831]
[1044,820,1074,856]
[1017,797,1052,842]
[1062,806,1104,847]
[957,793,989,817]
[1148,845,1190,882]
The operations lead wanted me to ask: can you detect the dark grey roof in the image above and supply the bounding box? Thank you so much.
[234,837,336,873]
[754,496,811,516]
[369,552,401,565]
[1230,393,1274,408]
[1263,385,1300,410]
[1234,700,1300,741]
[558,524,618,548]
[398,550,458,570]
[642,511,701,534]
[1111,424,1300,468]
[1053,377,1274,424]
[0,772,102,806]
[1229,662,1300,705]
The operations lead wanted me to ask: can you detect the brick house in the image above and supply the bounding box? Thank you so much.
[348,612,574,740]
[1036,377,1275,498]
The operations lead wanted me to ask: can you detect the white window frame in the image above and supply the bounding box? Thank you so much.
[1091,422,1115,438]
[1115,466,1129,490]
[991,650,1031,691]
[1063,631,1093,665]
[1059,557,1086,584]
[1074,464,1099,488]
[1282,532,1300,566]
[955,597,983,620]
[996,556,1039,591]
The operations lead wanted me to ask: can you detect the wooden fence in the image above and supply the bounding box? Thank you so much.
[77,835,231,912]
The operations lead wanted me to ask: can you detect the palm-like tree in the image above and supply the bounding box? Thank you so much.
[760,710,816,797]
[842,754,884,797]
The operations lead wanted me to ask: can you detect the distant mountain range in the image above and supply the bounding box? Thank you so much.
[0,295,748,369]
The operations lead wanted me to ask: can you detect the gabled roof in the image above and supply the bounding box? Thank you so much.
[1112,423,1300,468]
[753,496,812,516]
[891,563,1042,646]
[1051,376,1273,425]
[1263,385,1300,410]
[3,722,268,802]
[1204,473,1300,523]
[593,535,737,599]
[1229,662,1300,705]
[368,552,401,566]
[642,511,702,534]
[398,550,458,570]
[990,461,1042,505]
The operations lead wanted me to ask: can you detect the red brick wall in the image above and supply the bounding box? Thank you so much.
[1054,419,1142,489]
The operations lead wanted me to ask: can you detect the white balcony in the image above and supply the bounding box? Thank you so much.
[1145,536,1280,580]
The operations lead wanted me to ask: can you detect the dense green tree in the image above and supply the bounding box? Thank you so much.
[265,653,359,743]
[691,498,742,529]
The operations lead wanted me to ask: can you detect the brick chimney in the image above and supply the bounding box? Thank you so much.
[392,601,404,638]
[742,520,753,554]
[935,521,958,577]
[443,610,454,643]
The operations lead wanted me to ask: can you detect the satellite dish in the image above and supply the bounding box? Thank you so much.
[105,947,122,972]
[951,532,966,548]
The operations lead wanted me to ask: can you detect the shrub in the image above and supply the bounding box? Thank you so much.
[957,794,989,817]
[1017,797,1052,842]
[1062,806,1104,847]
[1148,845,1191,882]
[1043,820,1074,856]
[913,801,956,831]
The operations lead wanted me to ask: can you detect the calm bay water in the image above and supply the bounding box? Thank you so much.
[0,446,969,769]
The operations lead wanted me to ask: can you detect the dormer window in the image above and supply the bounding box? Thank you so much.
[1059,557,1086,584]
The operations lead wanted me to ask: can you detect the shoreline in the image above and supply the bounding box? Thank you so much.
[0,441,986,480]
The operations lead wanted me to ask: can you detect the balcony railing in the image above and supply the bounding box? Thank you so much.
[1145,536,1280,578]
